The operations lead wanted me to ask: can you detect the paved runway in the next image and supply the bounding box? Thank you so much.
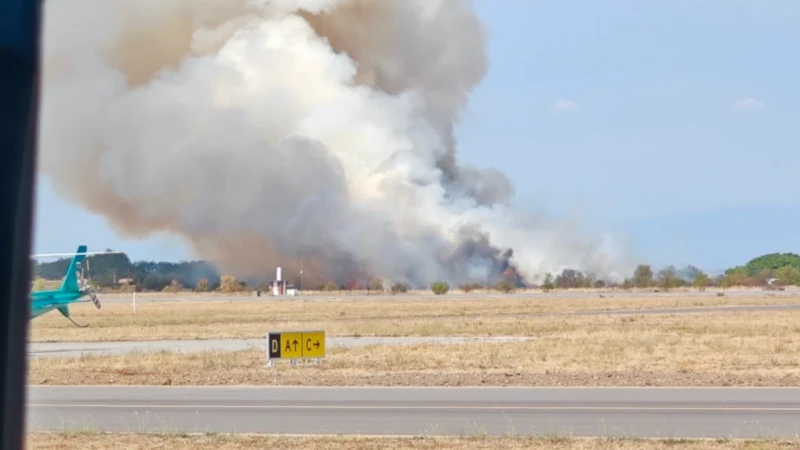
[28,336,534,359]
[26,386,800,438]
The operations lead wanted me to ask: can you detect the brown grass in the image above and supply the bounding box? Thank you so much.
[94,285,800,297]
[29,294,800,343]
[24,432,800,450]
[29,310,800,387]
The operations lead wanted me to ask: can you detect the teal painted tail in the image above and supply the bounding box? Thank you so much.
[60,245,87,292]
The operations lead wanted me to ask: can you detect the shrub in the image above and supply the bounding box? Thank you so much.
[369,278,384,293]
[195,278,209,292]
[391,282,409,294]
[31,277,47,292]
[219,275,238,293]
[430,281,450,295]
[163,279,183,293]
[494,280,515,294]
[459,283,481,293]
[540,273,555,292]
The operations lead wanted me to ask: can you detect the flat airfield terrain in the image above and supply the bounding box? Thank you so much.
[26,290,800,388]
[26,386,800,439]
[90,287,800,303]
[28,288,800,343]
[25,288,800,448]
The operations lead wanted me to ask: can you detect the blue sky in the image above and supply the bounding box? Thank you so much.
[33,0,800,272]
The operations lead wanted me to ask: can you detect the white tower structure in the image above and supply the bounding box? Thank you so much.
[271,266,286,295]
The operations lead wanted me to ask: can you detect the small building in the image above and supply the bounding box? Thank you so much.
[269,282,287,296]
[269,266,290,296]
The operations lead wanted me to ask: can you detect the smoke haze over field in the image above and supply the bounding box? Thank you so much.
[38,0,634,287]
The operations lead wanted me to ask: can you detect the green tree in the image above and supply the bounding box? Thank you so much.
[555,269,587,289]
[324,281,340,291]
[430,281,450,295]
[775,266,800,286]
[632,264,654,288]
[753,268,774,286]
[582,272,597,288]
[685,265,704,281]
[656,265,681,291]
[721,267,750,288]
[540,273,555,292]
[693,271,710,291]
[743,253,800,275]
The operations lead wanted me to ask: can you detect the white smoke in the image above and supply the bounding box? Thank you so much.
[38,0,634,286]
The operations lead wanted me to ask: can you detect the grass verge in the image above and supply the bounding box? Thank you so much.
[25,431,800,450]
[29,311,800,387]
[29,294,800,342]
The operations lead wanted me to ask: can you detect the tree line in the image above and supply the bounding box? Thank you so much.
[30,250,800,293]
[533,252,800,292]
[31,252,221,292]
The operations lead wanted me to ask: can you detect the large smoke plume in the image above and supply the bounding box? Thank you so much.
[38,0,633,287]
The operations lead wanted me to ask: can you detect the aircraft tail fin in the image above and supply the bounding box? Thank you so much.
[60,245,87,292]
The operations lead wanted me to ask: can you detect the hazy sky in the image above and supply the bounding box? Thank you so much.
[33,0,800,271]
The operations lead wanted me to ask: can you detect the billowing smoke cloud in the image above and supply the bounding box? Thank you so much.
[38,0,634,287]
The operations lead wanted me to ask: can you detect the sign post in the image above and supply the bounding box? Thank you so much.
[266,330,325,366]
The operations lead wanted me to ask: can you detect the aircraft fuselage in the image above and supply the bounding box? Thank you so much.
[30,290,83,318]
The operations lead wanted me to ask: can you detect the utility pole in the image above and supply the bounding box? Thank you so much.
[300,254,303,293]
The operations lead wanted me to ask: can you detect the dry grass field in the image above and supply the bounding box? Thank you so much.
[28,293,800,343]
[29,310,800,387]
[92,285,800,298]
[24,432,800,450]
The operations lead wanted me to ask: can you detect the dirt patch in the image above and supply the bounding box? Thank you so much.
[30,367,800,388]
[24,432,800,450]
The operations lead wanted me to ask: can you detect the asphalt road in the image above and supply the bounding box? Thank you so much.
[26,386,800,438]
[28,336,534,359]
